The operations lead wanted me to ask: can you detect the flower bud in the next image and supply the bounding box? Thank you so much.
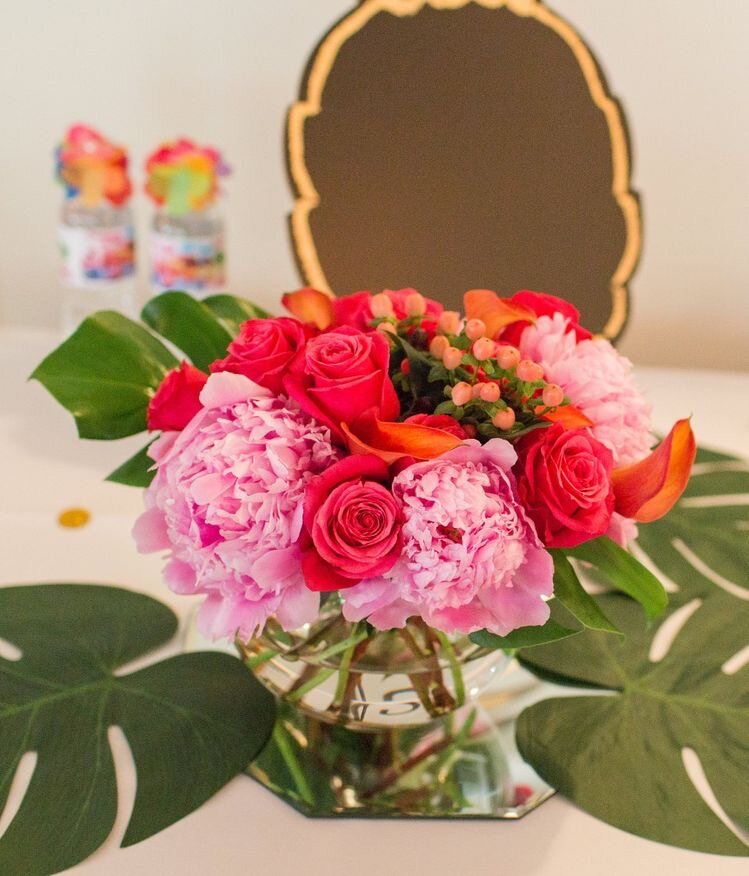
[472,337,496,361]
[429,335,450,359]
[451,382,473,406]
[442,346,464,370]
[479,382,501,403]
[465,318,487,341]
[405,291,427,317]
[516,359,544,382]
[496,345,520,370]
[371,292,395,318]
[542,382,565,407]
[377,321,396,335]
[438,310,462,335]
[492,408,516,430]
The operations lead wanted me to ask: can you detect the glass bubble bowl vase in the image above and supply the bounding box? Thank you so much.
[235,596,554,819]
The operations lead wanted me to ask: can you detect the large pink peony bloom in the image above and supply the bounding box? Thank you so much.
[343,439,554,636]
[519,313,654,466]
[133,372,341,641]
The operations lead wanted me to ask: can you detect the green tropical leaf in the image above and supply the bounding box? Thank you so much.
[566,536,668,620]
[517,590,749,855]
[202,294,271,335]
[470,608,579,650]
[0,584,276,875]
[141,291,233,371]
[30,312,177,439]
[551,550,621,635]
[106,441,156,487]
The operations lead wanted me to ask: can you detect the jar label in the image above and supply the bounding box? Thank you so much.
[150,233,225,293]
[59,225,135,285]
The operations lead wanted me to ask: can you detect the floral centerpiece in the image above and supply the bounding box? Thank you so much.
[34,286,695,818]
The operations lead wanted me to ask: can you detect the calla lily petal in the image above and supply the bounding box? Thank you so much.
[540,404,594,429]
[281,287,334,330]
[464,289,537,339]
[612,418,696,522]
[342,410,463,464]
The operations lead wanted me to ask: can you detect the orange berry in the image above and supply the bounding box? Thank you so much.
[480,382,501,403]
[442,346,464,370]
[371,293,395,318]
[492,408,516,430]
[429,335,450,358]
[472,337,496,361]
[438,311,462,335]
[465,318,487,340]
[542,383,565,407]
[497,345,520,370]
[516,359,544,382]
[405,291,426,317]
[451,382,473,406]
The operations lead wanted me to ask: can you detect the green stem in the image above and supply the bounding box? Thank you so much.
[285,667,336,703]
[329,623,363,710]
[313,625,369,664]
[244,648,277,670]
[272,722,314,806]
[434,630,465,707]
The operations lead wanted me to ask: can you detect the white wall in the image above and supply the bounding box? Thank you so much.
[0,0,747,371]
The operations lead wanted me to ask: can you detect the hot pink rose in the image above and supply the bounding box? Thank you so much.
[331,291,376,331]
[515,424,614,548]
[210,317,309,394]
[501,290,592,347]
[284,326,400,442]
[404,413,468,439]
[147,361,208,431]
[302,455,402,591]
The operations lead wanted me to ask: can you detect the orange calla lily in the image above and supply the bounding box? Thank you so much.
[281,287,334,330]
[539,404,594,429]
[464,289,537,339]
[612,418,696,522]
[341,411,463,464]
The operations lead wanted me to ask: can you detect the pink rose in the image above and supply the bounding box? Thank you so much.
[210,317,309,394]
[501,290,592,347]
[331,291,375,331]
[515,424,614,548]
[302,455,402,591]
[404,413,468,439]
[147,361,208,431]
[284,326,400,442]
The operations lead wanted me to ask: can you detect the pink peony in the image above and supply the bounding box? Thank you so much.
[343,439,554,636]
[519,314,654,466]
[132,371,341,641]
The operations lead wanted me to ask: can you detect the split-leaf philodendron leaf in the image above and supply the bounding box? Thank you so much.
[517,446,749,856]
[0,584,276,876]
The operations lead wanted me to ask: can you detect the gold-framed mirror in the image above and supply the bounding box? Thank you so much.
[288,0,641,339]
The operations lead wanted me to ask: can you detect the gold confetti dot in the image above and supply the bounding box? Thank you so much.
[58,507,91,529]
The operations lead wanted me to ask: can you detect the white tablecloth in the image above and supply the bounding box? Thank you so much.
[1,327,747,875]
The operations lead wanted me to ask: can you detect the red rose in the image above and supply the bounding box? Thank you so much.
[147,361,208,431]
[515,424,614,548]
[331,290,375,331]
[404,413,468,439]
[284,326,400,442]
[210,317,309,394]
[501,290,592,347]
[301,455,402,591]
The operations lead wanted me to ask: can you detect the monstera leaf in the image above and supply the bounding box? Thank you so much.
[0,584,275,876]
[31,292,269,487]
[517,446,749,856]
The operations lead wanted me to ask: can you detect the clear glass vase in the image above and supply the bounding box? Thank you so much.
[235,595,552,818]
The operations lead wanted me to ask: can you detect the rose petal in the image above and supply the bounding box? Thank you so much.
[612,418,696,522]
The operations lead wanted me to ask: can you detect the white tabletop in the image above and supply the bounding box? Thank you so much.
[1,326,747,876]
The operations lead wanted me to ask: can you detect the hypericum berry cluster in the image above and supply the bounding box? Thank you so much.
[376,301,572,439]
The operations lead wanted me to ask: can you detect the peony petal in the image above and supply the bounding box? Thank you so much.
[275,578,320,631]
[342,409,463,464]
[132,506,170,553]
[612,418,696,522]
[463,289,537,339]
[199,371,271,408]
[282,287,334,330]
